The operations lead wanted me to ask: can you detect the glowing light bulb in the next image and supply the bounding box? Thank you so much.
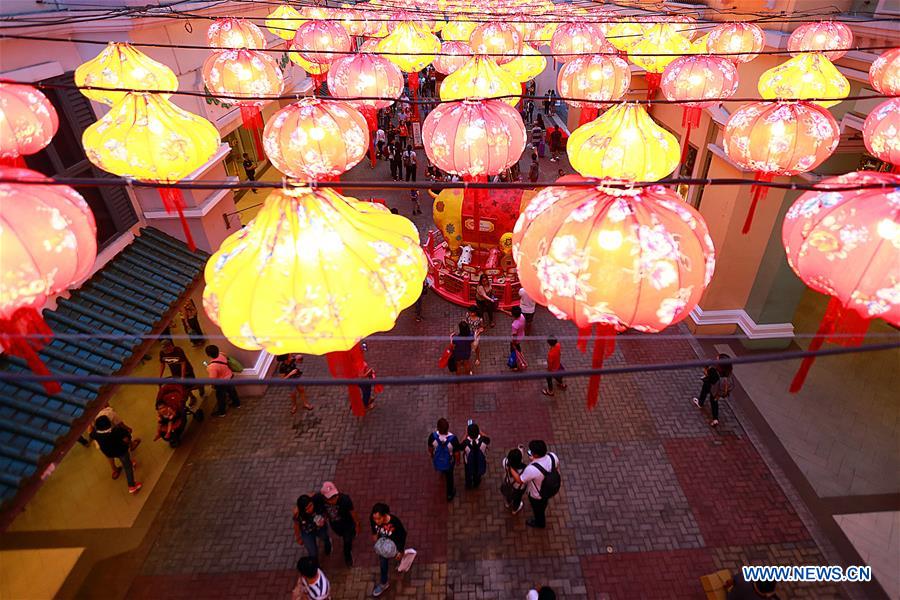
[309,127,325,140]
[597,229,623,250]
[877,218,898,242]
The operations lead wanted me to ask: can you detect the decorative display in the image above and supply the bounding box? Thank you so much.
[788,21,853,61]
[629,23,691,98]
[706,22,765,63]
[468,22,522,65]
[265,4,303,40]
[605,20,644,53]
[293,19,352,65]
[499,44,547,82]
[377,20,440,119]
[440,55,521,107]
[74,42,178,107]
[758,53,849,108]
[550,22,606,63]
[207,18,266,50]
[863,98,900,169]
[433,41,473,75]
[870,47,900,96]
[0,83,58,167]
[442,19,478,42]
[558,54,631,124]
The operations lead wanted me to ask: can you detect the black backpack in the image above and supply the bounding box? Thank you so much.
[533,455,561,499]
[468,438,487,476]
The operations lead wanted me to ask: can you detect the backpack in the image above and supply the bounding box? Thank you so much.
[432,434,453,471]
[212,355,244,374]
[468,438,487,476]
[715,376,733,399]
[403,151,412,167]
[533,455,561,499]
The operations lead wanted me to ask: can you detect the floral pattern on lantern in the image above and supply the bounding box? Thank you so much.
[203,187,427,356]
[758,53,849,108]
[0,83,58,163]
[327,53,404,111]
[208,18,266,50]
[557,54,631,107]
[550,22,606,63]
[423,99,526,176]
[870,48,900,96]
[605,20,644,53]
[433,41,472,75]
[265,4,303,40]
[440,55,521,107]
[628,23,691,75]
[293,19,351,65]
[863,98,900,168]
[469,22,522,65]
[337,7,369,36]
[75,42,178,107]
[567,103,680,182]
[442,19,478,42]
[706,22,765,63]
[788,21,853,62]
[263,98,369,179]
[202,49,284,106]
[500,44,547,82]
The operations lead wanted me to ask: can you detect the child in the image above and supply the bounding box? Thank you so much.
[291,557,331,600]
[461,421,490,489]
[276,354,313,414]
[410,189,421,215]
[501,447,527,514]
[542,337,567,396]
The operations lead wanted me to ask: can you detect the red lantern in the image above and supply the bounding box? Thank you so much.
[557,54,631,124]
[0,167,98,394]
[551,22,606,64]
[512,178,716,407]
[788,21,853,62]
[433,41,472,75]
[0,83,58,167]
[293,20,352,65]
[869,47,900,96]
[782,171,900,391]
[661,55,738,163]
[468,22,522,65]
[706,22,765,63]
[724,101,840,233]
[202,49,284,157]
[863,98,900,171]
[207,18,266,50]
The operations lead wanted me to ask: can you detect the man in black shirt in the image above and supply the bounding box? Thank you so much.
[370,503,416,596]
[242,152,257,192]
[90,415,142,494]
[158,338,202,402]
[315,482,360,567]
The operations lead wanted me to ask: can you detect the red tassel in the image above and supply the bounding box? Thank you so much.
[239,105,265,159]
[407,72,420,122]
[311,72,325,94]
[586,323,617,409]
[0,307,61,395]
[319,174,342,194]
[0,155,26,168]
[576,326,592,353]
[680,106,702,165]
[743,172,773,234]
[789,297,842,393]
[326,342,367,416]
[360,106,378,168]
[579,105,598,126]
[645,72,662,101]
[892,163,900,174]
[157,187,196,251]
[828,304,871,348]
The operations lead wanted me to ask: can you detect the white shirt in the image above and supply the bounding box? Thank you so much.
[293,570,330,600]
[526,591,539,600]
[376,129,386,144]
[518,288,536,314]
[520,452,559,499]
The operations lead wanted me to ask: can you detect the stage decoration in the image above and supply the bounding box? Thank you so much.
[440,55,521,107]
[758,53,849,108]
[629,23,692,99]
[500,44,548,82]
[788,21,853,61]
[469,22,522,65]
[433,41,472,75]
[377,21,440,119]
[265,4,303,40]
[512,178,715,408]
[442,19,478,42]
[661,55,738,163]
[74,42,178,107]
[82,93,220,250]
[782,171,900,392]
[870,48,900,96]
[550,22,606,63]
[263,97,369,180]
[0,167,98,394]
[202,49,284,156]
[706,22,765,63]
[558,54,631,125]
[203,187,426,415]
[567,103,680,182]
[863,98,900,170]
[208,18,266,50]
[293,19,352,65]
[0,83,58,167]
[724,101,840,233]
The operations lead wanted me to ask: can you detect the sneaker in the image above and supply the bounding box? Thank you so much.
[692,397,701,408]
[710,419,719,427]
[512,502,524,515]
[372,582,390,597]
[111,466,122,480]
[397,548,417,572]
[541,389,554,397]
[128,482,143,494]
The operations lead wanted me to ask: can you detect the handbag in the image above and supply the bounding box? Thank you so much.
[507,348,518,369]
[438,344,453,369]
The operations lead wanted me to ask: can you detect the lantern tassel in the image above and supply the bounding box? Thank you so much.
[579,105,599,126]
[645,72,662,101]
[743,172,773,234]
[326,342,367,416]
[828,305,871,348]
[407,71,420,122]
[360,106,378,168]
[239,105,266,159]
[586,323,617,410]
[0,307,61,395]
[892,163,900,174]
[311,72,325,95]
[680,106,702,165]
[789,297,842,393]
[0,155,26,168]
[157,187,196,251]
[576,325,592,353]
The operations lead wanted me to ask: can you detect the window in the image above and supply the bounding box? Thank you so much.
[24,72,138,249]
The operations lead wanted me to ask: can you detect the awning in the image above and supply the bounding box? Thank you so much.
[0,228,209,512]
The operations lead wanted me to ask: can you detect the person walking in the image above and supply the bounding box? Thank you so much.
[475,274,497,328]
[518,287,536,334]
[520,440,561,529]
[692,353,730,422]
[205,344,240,417]
[549,126,562,163]
[461,421,490,490]
[508,306,526,370]
[464,306,484,367]
[543,90,552,115]
[292,557,331,600]
[359,360,379,411]
[276,354,313,413]
[158,338,203,403]
[388,145,399,181]
[708,360,735,427]
[398,121,408,149]
[370,503,416,597]
[403,145,417,181]
[502,447,527,514]
[450,321,474,376]
[242,152,258,192]
[375,127,386,158]
[528,153,540,183]
[179,299,205,347]
[316,482,360,567]
[542,337,567,397]
[427,418,461,501]
[525,99,535,124]
[90,415,142,494]
[531,121,544,154]
[410,188,422,215]
[293,494,333,560]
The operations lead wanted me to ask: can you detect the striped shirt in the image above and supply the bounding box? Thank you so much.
[294,570,330,600]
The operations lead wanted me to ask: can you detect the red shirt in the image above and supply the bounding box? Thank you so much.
[547,344,561,371]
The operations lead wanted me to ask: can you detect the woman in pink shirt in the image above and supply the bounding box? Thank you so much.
[204,345,240,417]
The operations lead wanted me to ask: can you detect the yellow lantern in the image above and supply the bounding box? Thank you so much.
[500,44,547,82]
[376,21,440,73]
[758,53,850,108]
[606,20,644,52]
[567,103,680,181]
[74,42,178,106]
[442,19,478,42]
[265,4,303,40]
[628,23,691,74]
[203,187,427,355]
[440,55,521,106]
[691,33,709,54]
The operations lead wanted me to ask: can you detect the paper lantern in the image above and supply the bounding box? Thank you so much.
[724,101,840,233]
[557,54,630,124]
[629,23,691,98]
[758,53,849,108]
[433,41,472,75]
[528,21,558,48]
[706,22,765,63]
[442,19,478,42]
[0,83,58,167]
[327,53,404,111]
[0,167,98,393]
[512,178,715,406]
[469,22,522,65]
[869,48,900,96]
[293,19,351,65]
[550,22,606,63]
[377,21,440,72]
[691,33,709,54]
[788,21,853,62]
[782,171,900,391]
[265,4,303,40]
[82,93,220,248]
[74,42,178,107]
[263,98,369,180]
[440,55,521,107]
[567,103,680,182]
[661,55,738,162]
[500,44,547,82]
[208,18,266,50]
[337,7,369,37]
[606,20,644,53]
[863,98,900,169]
